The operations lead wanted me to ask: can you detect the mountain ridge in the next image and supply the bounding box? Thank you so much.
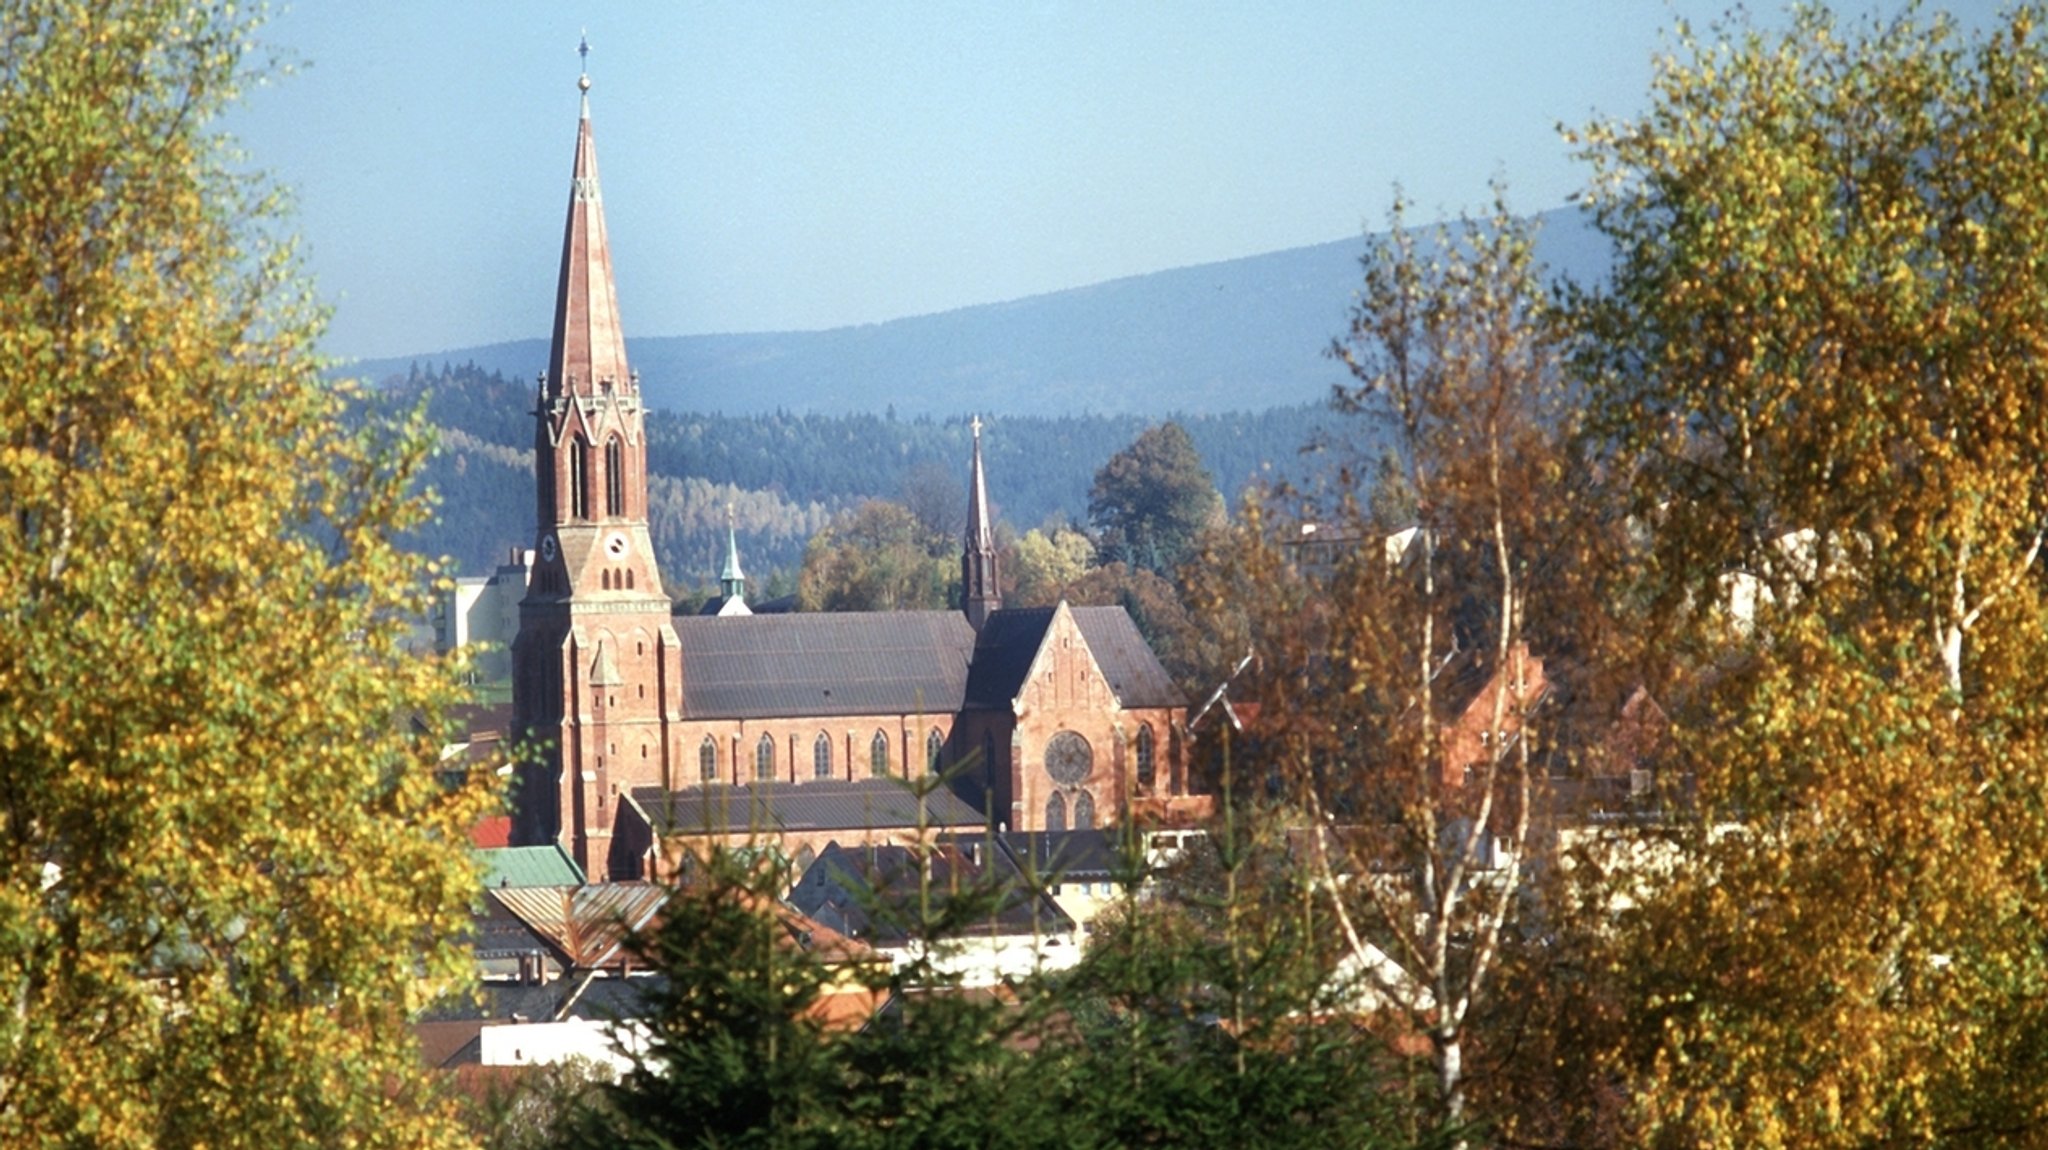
[343,207,1608,418]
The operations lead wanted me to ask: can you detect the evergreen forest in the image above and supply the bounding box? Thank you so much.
[371,361,1373,597]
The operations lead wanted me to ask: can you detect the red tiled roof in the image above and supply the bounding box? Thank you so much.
[470,814,513,849]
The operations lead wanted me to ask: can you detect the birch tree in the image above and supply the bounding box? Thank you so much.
[0,3,490,1145]
[1568,5,2048,1143]
[1214,187,1571,1135]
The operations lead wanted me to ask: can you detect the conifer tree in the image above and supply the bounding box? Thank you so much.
[0,3,489,1145]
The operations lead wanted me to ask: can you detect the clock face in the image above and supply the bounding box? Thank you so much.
[604,532,629,559]
[1044,731,1093,786]
[539,534,558,562]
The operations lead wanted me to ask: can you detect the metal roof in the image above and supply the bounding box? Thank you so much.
[672,612,976,718]
[486,882,667,970]
[963,605,1186,711]
[961,606,1056,709]
[629,779,986,838]
[1070,606,1186,709]
[669,603,1181,720]
[477,844,586,889]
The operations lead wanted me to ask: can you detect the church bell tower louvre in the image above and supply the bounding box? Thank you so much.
[511,41,684,881]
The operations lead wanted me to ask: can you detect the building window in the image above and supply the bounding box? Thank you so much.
[755,734,775,781]
[1073,790,1096,830]
[1046,791,1067,833]
[813,732,833,779]
[870,730,890,778]
[926,729,943,775]
[568,438,589,520]
[1135,724,1156,790]
[604,436,625,517]
[698,737,717,783]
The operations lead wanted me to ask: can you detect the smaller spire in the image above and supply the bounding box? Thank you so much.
[962,416,1002,630]
[720,504,747,602]
[966,415,993,552]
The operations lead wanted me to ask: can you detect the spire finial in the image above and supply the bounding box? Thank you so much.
[971,414,983,439]
[577,31,592,93]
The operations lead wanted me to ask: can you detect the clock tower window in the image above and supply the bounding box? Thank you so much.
[568,438,590,520]
[605,436,625,517]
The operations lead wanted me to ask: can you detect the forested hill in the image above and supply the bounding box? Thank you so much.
[342,207,1608,419]
[383,364,1374,590]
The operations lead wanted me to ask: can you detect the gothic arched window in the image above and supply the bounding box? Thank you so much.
[1073,790,1096,830]
[604,436,625,517]
[926,729,944,776]
[1135,724,1156,790]
[813,732,833,779]
[1046,791,1067,833]
[568,438,590,521]
[755,734,775,781]
[870,730,890,778]
[699,737,718,783]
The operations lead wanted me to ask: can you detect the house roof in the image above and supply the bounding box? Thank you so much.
[627,779,986,838]
[469,814,513,849]
[942,829,1123,883]
[788,840,1076,945]
[477,844,586,889]
[470,895,554,961]
[670,611,976,719]
[486,883,666,970]
[423,972,665,1026]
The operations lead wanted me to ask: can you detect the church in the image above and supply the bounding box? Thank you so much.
[510,64,1208,882]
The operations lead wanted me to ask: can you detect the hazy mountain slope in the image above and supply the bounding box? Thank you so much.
[345,207,1609,418]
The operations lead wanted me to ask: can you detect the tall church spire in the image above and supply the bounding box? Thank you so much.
[547,36,630,399]
[513,41,678,881]
[962,415,1002,630]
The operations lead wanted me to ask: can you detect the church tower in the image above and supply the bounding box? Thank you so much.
[512,45,683,879]
[962,416,1002,630]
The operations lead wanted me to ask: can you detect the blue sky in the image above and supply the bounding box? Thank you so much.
[228,2,2006,361]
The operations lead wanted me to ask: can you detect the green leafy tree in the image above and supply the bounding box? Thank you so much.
[1565,5,2048,1144]
[1004,524,1093,606]
[1088,422,1224,574]
[796,500,955,612]
[0,2,490,1146]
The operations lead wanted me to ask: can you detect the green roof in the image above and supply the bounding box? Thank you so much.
[476,845,585,889]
